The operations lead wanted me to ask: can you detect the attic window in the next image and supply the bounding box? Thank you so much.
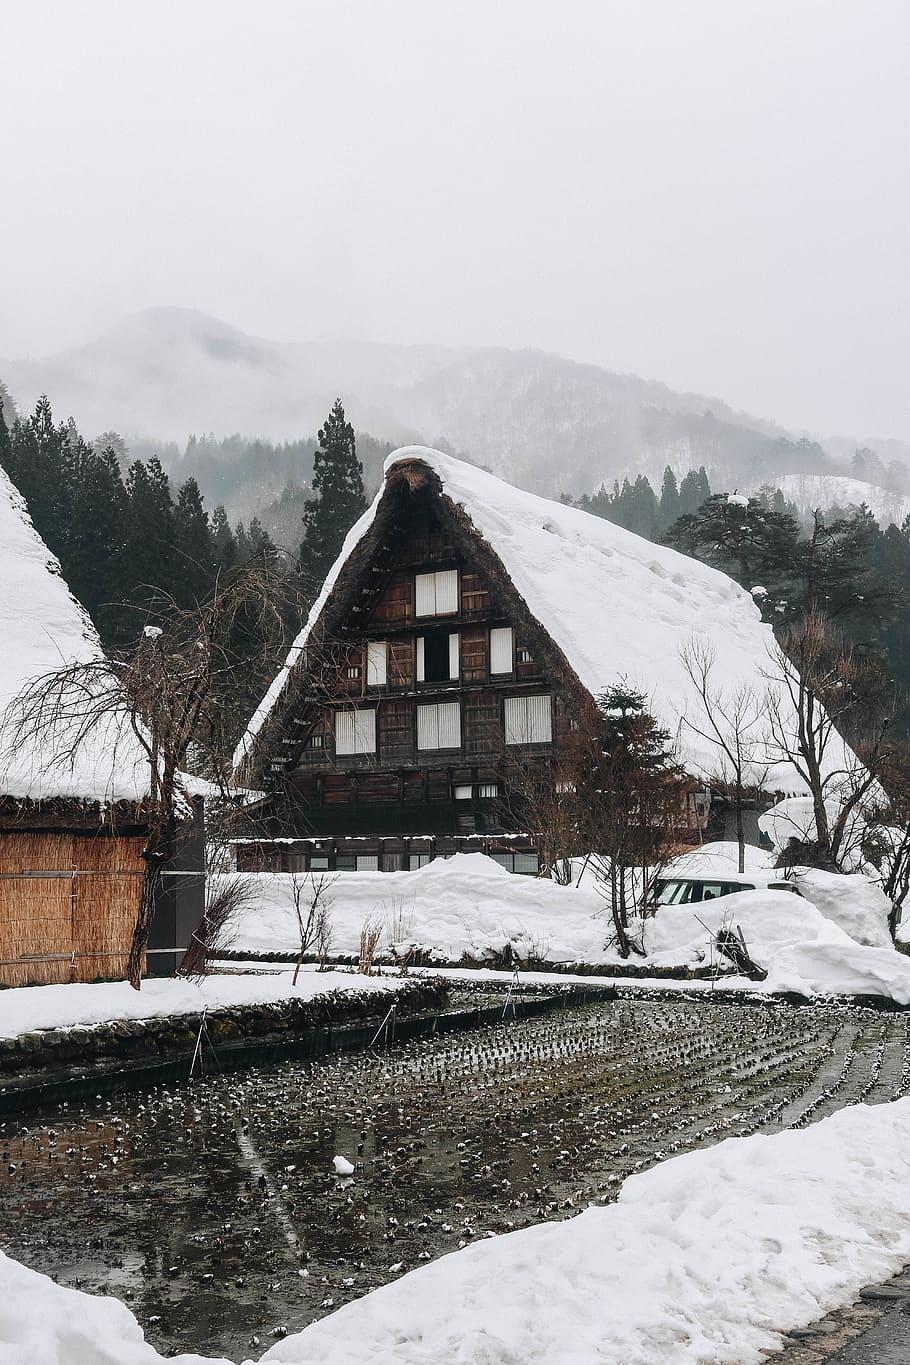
[346,666,361,679]
[516,646,533,664]
[490,626,513,675]
[366,641,388,686]
[306,733,325,749]
[415,569,458,617]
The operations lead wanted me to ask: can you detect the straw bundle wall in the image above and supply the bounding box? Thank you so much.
[0,832,145,986]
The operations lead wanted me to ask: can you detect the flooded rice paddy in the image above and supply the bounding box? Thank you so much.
[1,995,908,1360]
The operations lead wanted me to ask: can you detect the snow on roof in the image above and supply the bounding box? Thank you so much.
[235,447,857,792]
[0,467,151,805]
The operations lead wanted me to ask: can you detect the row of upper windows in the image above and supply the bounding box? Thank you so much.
[333,694,554,755]
[353,627,528,687]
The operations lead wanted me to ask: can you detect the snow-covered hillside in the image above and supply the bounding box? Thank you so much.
[749,473,910,528]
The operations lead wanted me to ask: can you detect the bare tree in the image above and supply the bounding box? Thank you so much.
[679,637,768,873]
[8,563,297,989]
[763,610,892,869]
[865,744,910,938]
[291,871,336,984]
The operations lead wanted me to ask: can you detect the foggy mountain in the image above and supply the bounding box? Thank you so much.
[4,307,909,505]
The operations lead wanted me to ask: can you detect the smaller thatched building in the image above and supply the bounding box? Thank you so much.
[0,467,201,985]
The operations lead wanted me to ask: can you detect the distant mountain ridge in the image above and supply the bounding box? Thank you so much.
[3,307,909,501]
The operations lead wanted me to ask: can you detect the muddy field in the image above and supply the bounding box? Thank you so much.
[1,995,907,1360]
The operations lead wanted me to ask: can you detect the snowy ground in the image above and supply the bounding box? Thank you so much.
[0,970,407,1043]
[223,848,910,1003]
[5,1099,910,1364]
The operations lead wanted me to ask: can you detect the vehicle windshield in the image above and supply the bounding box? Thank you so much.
[651,879,756,904]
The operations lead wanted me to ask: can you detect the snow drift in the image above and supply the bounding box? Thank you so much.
[225,852,910,1002]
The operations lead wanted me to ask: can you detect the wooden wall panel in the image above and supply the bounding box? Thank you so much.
[380,698,414,762]
[0,832,144,986]
[371,572,413,624]
[461,627,487,683]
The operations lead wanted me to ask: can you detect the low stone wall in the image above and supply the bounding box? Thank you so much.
[0,978,451,1113]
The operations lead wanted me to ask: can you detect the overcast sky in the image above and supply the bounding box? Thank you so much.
[3,0,909,439]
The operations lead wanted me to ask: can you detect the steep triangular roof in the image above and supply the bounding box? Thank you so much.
[235,447,858,794]
[0,466,150,805]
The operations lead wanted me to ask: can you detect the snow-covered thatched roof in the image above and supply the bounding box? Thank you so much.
[0,466,150,806]
[235,447,859,794]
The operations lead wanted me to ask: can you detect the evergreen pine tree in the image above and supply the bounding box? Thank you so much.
[173,477,216,607]
[6,395,72,547]
[657,466,680,531]
[211,504,238,572]
[124,456,177,625]
[663,492,800,595]
[678,466,712,517]
[299,399,366,582]
[64,443,129,642]
[0,393,12,475]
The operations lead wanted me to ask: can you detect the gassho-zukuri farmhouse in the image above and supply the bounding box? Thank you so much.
[231,447,856,875]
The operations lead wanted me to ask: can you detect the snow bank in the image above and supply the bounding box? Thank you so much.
[645,889,910,1002]
[791,867,893,948]
[0,465,150,804]
[0,1247,231,1365]
[0,970,407,1043]
[9,1102,910,1364]
[234,446,859,792]
[226,854,910,1001]
[759,796,868,867]
[673,839,775,874]
[226,854,609,965]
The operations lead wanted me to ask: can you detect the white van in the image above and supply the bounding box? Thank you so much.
[649,869,802,906]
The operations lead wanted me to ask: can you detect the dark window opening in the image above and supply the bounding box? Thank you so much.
[423,629,451,682]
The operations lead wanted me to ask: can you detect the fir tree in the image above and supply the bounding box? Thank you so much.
[5,395,71,547]
[173,477,216,608]
[299,399,366,583]
[211,504,238,572]
[575,686,688,956]
[124,456,176,626]
[64,443,129,640]
[657,466,680,531]
[0,392,12,474]
[678,466,711,517]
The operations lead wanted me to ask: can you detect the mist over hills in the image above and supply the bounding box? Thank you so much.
[4,307,910,518]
